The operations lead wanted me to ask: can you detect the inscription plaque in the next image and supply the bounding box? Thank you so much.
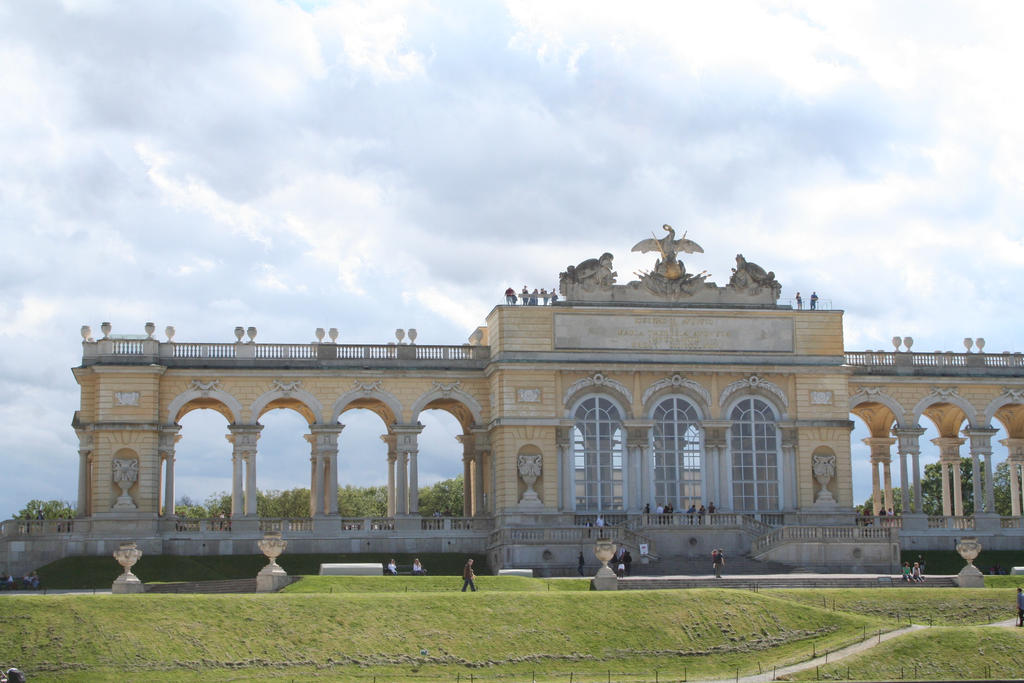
[554,314,794,352]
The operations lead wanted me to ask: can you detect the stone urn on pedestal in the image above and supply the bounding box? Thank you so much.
[256,532,290,592]
[811,453,838,507]
[112,542,144,593]
[955,537,985,587]
[516,453,543,509]
[591,537,619,591]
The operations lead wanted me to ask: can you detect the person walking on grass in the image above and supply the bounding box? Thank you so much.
[462,558,477,592]
[1017,587,1023,627]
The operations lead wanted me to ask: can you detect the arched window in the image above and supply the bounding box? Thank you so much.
[730,397,780,511]
[652,397,702,509]
[573,397,624,510]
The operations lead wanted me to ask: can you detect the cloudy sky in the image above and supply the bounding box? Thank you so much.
[2,0,1023,519]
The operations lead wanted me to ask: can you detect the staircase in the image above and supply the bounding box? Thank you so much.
[618,575,959,590]
[144,577,298,594]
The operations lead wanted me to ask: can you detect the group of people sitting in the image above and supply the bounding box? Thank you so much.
[504,286,559,306]
[901,561,925,582]
[384,558,428,575]
[0,571,40,590]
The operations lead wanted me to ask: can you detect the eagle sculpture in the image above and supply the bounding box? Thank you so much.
[631,224,703,280]
[631,224,703,259]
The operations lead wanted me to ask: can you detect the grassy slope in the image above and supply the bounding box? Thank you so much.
[0,589,887,682]
[765,587,1020,625]
[35,552,489,588]
[789,627,1024,681]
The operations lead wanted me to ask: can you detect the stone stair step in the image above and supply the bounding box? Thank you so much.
[144,578,261,594]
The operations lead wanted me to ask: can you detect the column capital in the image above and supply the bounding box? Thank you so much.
[75,427,94,454]
[555,425,572,448]
[863,436,896,462]
[392,422,423,454]
[305,427,341,454]
[892,426,926,454]
[456,433,475,459]
[623,420,653,448]
[1001,437,1024,462]
[777,422,799,449]
[159,424,182,453]
[310,423,346,435]
[963,426,998,454]
[931,436,966,461]
[702,420,732,447]
[226,424,262,451]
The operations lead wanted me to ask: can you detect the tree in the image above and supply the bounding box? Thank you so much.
[418,474,464,517]
[258,488,311,518]
[15,499,74,520]
[174,495,208,519]
[204,491,232,516]
[337,485,387,517]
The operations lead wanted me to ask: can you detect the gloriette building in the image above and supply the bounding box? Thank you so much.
[2,227,1023,575]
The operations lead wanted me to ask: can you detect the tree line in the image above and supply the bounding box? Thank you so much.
[13,475,465,520]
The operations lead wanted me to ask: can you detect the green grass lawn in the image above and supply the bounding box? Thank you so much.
[0,588,888,682]
[788,626,1024,681]
[5,573,1024,682]
[765,587,1020,625]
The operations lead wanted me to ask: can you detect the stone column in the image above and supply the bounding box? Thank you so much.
[381,433,397,516]
[158,427,181,517]
[1002,438,1024,517]
[964,427,998,514]
[863,437,895,513]
[75,429,93,517]
[702,422,730,510]
[393,424,424,515]
[307,425,344,516]
[226,425,262,518]
[456,434,475,516]
[779,424,798,510]
[624,421,652,513]
[471,428,489,517]
[395,451,409,515]
[556,426,573,511]
[933,437,966,516]
[893,427,925,513]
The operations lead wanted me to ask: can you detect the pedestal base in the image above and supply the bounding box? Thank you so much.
[956,564,985,588]
[257,564,290,592]
[112,573,144,594]
[590,567,618,591]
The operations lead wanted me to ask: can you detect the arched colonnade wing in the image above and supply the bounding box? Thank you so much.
[848,384,1024,518]
[105,377,491,520]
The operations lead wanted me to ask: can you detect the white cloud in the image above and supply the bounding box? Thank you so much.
[0,0,1022,518]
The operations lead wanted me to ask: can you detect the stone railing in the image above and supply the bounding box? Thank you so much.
[81,337,490,366]
[0,519,77,537]
[752,524,895,555]
[927,515,975,530]
[846,350,1024,375]
[855,515,902,528]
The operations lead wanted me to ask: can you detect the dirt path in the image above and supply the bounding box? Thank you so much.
[686,624,927,683]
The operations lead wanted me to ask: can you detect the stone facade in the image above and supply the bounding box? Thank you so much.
[2,236,1024,576]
